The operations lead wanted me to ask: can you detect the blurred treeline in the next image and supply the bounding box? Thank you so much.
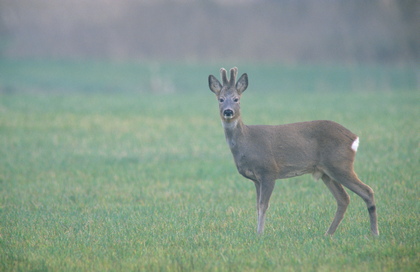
[0,0,418,64]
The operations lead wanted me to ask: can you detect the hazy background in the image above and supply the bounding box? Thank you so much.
[1,0,419,65]
[2,3,420,272]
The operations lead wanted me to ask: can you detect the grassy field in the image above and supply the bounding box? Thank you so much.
[0,60,419,271]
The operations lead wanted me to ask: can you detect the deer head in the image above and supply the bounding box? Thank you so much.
[208,67,248,123]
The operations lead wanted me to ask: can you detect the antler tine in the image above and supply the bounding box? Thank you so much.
[220,68,228,85]
[229,67,238,86]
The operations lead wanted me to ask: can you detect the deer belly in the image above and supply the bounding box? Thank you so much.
[277,165,312,179]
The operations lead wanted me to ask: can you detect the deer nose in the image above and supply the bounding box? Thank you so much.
[223,109,234,118]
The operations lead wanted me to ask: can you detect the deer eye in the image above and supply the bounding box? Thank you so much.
[233,98,239,102]
[219,98,225,103]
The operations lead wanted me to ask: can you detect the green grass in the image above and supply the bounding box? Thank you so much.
[1,59,418,94]
[0,60,419,271]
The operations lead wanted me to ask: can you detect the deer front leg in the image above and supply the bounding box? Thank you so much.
[255,179,275,234]
[254,181,261,220]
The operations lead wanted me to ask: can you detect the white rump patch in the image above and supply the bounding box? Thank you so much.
[351,137,359,152]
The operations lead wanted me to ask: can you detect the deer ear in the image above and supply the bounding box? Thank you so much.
[236,73,248,94]
[208,75,222,95]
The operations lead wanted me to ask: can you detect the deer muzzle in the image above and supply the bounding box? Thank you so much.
[223,109,234,119]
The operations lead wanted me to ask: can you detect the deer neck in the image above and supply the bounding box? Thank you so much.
[222,118,246,150]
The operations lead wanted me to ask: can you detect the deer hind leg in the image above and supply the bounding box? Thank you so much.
[328,167,379,236]
[254,179,275,234]
[321,174,350,235]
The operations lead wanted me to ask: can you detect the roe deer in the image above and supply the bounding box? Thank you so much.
[208,67,379,235]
